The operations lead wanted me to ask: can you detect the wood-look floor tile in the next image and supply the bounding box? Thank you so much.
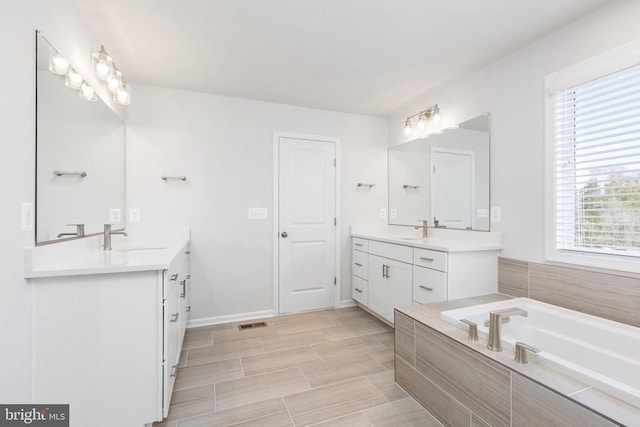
[174,359,243,391]
[260,330,329,352]
[370,331,394,348]
[186,339,263,366]
[368,347,394,370]
[187,323,234,334]
[471,414,491,427]
[213,324,279,343]
[301,353,386,388]
[366,370,408,402]
[362,398,440,426]
[267,311,330,325]
[178,398,287,427]
[152,421,177,427]
[216,367,310,411]
[178,349,188,368]
[285,377,387,426]
[273,317,336,334]
[325,309,378,326]
[242,346,320,376]
[311,335,385,361]
[321,320,386,341]
[171,384,214,405]
[164,395,215,422]
[183,331,213,350]
[309,412,372,427]
[228,410,293,427]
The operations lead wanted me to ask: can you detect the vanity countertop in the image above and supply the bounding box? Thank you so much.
[352,229,503,252]
[25,230,189,279]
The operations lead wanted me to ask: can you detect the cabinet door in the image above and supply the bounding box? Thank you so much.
[163,280,180,417]
[368,255,388,320]
[386,258,413,322]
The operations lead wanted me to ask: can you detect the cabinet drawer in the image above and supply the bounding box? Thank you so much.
[352,275,368,305]
[353,237,369,252]
[413,248,448,272]
[413,265,447,304]
[352,250,368,279]
[369,240,413,264]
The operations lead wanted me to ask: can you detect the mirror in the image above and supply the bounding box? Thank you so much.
[389,114,490,231]
[36,32,125,244]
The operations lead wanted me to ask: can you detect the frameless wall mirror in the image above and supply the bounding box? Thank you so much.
[388,113,490,231]
[36,32,125,244]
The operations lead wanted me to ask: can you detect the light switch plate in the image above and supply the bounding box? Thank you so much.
[390,208,398,219]
[491,206,502,223]
[21,202,33,231]
[477,208,489,218]
[380,208,387,219]
[109,208,122,223]
[248,208,268,220]
[129,208,141,222]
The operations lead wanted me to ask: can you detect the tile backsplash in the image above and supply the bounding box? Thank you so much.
[498,258,640,327]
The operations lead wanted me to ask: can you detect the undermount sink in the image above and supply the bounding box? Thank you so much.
[115,246,168,252]
[398,237,422,241]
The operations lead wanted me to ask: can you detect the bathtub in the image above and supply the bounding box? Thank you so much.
[440,298,640,408]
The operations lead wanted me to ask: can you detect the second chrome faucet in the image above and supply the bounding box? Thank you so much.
[486,307,528,352]
[103,224,128,251]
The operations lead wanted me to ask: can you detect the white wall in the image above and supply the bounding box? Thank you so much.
[389,0,640,263]
[0,0,121,402]
[126,85,388,321]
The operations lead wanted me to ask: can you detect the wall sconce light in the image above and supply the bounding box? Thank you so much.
[92,45,131,105]
[403,104,441,137]
[48,48,70,76]
[47,47,98,102]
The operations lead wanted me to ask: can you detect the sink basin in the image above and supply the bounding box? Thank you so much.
[398,237,422,241]
[115,246,168,252]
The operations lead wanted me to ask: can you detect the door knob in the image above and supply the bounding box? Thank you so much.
[281,232,288,238]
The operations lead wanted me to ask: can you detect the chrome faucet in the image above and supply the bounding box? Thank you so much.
[103,224,128,251]
[487,307,528,351]
[57,223,85,238]
[414,220,428,238]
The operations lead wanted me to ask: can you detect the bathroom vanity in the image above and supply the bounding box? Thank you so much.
[25,231,190,427]
[351,230,501,324]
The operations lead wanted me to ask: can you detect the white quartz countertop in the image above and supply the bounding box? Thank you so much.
[351,230,503,252]
[25,230,189,278]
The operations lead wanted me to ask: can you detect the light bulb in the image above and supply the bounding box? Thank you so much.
[92,46,113,81]
[79,82,97,101]
[48,49,70,75]
[403,119,412,137]
[106,70,122,93]
[65,69,83,89]
[417,112,427,131]
[431,108,441,125]
[114,82,131,105]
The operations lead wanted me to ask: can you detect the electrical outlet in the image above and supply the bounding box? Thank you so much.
[109,208,122,223]
[390,208,398,219]
[129,208,141,222]
[21,202,33,231]
[477,208,489,218]
[380,208,387,219]
[248,208,268,220]
[491,206,502,223]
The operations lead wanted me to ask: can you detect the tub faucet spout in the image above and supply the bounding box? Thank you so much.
[487,307,528,352]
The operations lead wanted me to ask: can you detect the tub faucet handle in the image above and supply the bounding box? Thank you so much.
[514,341,540,364]
[460,319,478,341]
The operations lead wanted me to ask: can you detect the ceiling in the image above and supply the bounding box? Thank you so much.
[73,0,612,117]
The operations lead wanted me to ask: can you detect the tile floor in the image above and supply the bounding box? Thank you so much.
[154,306,441,426]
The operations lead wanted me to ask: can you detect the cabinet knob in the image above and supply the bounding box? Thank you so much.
[281,231,288,238]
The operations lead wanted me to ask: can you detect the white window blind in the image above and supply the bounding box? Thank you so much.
[553,62,640,258]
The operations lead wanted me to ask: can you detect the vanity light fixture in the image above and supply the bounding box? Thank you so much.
[48,48,70,75]
[402,104,441,137]
[79,82,97,102]
[92,45,131,105]
[64,69,83,90]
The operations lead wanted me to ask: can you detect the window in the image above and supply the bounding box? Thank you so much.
[546,45,640,271]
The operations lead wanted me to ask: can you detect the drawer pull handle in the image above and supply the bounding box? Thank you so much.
[355,243,363,247]
[186,306,191,312]
[419,285,434,291]
[170,364,178,378]
[420,257,435,262]
[354,262,363,267]
[180,280,186,298]
[170,274,178,281]
[170,313,179,322]
[355,288,363,293]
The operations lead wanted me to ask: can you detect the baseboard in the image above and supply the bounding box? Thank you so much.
[339,298,357,308]
[187,309,276,329]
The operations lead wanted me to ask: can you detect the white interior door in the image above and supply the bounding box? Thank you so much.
[278,137,336,314]
[431,148,473,229]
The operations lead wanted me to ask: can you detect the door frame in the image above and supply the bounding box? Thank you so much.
[272,132,342,315]
[430,147,476,229]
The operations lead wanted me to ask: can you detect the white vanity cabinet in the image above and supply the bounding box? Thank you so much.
[29,239,191,427]
[351,234,499,324]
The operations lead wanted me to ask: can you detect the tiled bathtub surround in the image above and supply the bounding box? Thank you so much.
[498,258,640,327]
[394,295,640,427]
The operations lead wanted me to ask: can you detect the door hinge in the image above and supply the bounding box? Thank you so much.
[334,277,337,285]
